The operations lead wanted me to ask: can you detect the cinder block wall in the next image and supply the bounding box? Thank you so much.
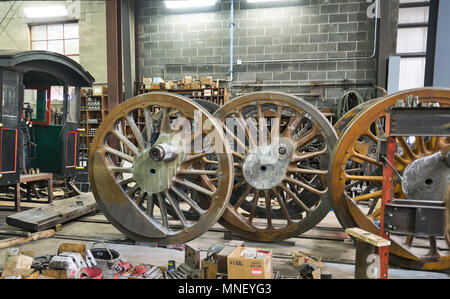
[0,1,107,84]
[135,0,378,111]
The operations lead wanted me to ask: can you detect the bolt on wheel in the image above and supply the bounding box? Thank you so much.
[213,92,338,242]
[89,92,233,245]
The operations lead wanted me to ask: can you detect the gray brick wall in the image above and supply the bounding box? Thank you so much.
[135,0,378,111]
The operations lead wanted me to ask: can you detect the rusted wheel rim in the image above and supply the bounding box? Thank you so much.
[329,88,450,270]
[89,92,233,245]
[214,92,338,242]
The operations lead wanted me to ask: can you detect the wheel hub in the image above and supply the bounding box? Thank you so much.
[243,139,293,190]
[133,133,184,194]
[402,151,449,202]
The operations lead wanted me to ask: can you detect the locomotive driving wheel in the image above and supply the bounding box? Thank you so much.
[214,92,338,242]
[89,92,233,245]
[329,88,450,270]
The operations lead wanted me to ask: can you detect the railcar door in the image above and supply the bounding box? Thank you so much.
[0,69,21,186]
[61,85,81,178]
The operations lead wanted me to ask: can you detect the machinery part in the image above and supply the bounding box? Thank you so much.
[385,200,446,236]
[329,88,450,270]
[214,92,338,242]
[334,99,379,136]
[401,152,449,201]
[89,92,233,245]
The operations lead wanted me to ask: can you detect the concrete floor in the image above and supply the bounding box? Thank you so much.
[0,200,448,279]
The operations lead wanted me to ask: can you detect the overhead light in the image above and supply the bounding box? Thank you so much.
[247,0,289,3]
[165,0,217,9]
[24,5,68,18]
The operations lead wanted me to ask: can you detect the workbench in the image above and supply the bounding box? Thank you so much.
[12,173,54,212]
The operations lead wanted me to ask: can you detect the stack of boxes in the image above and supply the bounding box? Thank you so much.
[142,76,215,91]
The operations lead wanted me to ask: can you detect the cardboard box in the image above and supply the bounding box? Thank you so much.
[184,76,193,84]
[4,254,33,271]
[191,82,201,89]
[201,76,213,85]
[165,81,175,90]
[143,77,153,85]
[292,251,323,279]
[227,247,273,279]
[151,83,162,90]
[1,269,39,279]
[93,86,107,96]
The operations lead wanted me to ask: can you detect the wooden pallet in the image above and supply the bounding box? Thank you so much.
[5,193,97,232]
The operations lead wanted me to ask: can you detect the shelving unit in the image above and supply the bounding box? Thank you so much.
[76,89,109,192]
[137,85,229,106]
[80,92,109,154]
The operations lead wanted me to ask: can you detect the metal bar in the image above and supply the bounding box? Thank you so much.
[378,121,396,279]
[122,0,132,100]
[106,0,123,110]
[425,0,439,86]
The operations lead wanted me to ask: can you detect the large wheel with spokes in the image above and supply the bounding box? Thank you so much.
[89,93,233,245]
[329,88,450,270]
[213,92,338,242]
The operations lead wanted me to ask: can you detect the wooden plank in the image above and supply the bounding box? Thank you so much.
[5,193,97,232]
[0,229,55,249]
[345,227,391,247]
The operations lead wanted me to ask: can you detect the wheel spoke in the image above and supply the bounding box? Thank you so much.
[144,107,153,143]
[287,166,328,176]
[160,108,170,133]
[292,144,328,163]
[237,110,257,149]
[346,175,383,182]
[234,186,252,211]
[108,166,134,173]
[177,169,217,176]
[156,193,170,229]
[285,176,327,196]
[295,126,320,150]
[264,190,273,228]
[270,106,283,142]
[273,189,293,224]
[247,192,259,224]
[173,178,215,197]
[170,185,206,215]
[164,190,189,227]
[350,150,383,167]
[397,137,416,160]
[104,145,134,163]
[280,183,312,213]
[127,113,146,150]
[223,120,248,153]
[112,126,139,155]
[352,190,382,202]
[282,113,302,138]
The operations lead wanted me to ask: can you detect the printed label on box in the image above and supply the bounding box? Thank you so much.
[251,268,262,275]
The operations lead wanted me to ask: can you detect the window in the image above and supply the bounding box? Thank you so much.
[2,70,19,118]
[396,1,430,91]
[30,22,79,63]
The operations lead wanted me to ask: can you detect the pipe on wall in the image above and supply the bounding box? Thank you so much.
[230,0,234,81]
[241,1,380,65]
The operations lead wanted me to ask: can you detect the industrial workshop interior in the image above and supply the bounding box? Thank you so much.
[0,0,448,285]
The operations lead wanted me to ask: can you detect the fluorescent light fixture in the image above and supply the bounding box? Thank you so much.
[165,0,217,9]
[24,5,68,18]
[247,0,289,3]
